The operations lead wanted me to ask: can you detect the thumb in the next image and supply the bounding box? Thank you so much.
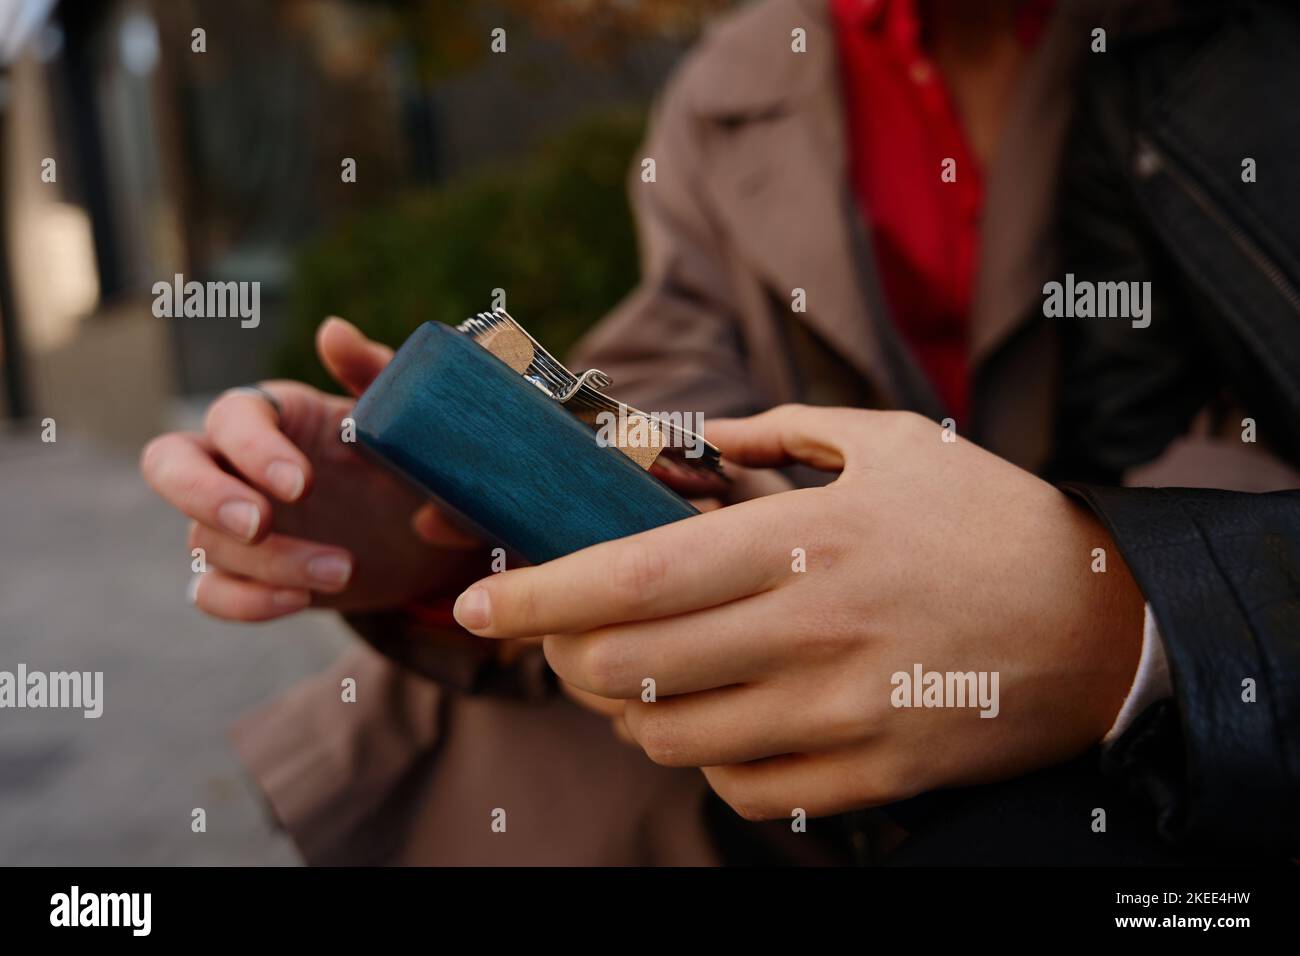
[704,404,854,472]
[316,316,394,396]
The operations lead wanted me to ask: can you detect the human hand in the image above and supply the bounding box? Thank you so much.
[555,475,789,735]
[141,318,485,621]
[451,405,1145,819]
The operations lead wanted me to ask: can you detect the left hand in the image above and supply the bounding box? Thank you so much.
[452,406,1145,820]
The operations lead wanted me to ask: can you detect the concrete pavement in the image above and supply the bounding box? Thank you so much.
[0,430,349,864]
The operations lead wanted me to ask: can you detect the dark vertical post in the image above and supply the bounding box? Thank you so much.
[59,0,124,303]
[0,72,31,422]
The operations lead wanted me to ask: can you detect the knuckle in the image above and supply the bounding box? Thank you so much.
[721,789,777,823]
[228,591,273,623]
[540,633,569,674]
[890,409,930,440]
[203,393,236,433]
[192,575,281,624]
[627,709,688,767]
[823,686,874,747]
[260,379,303,403]
[789,504,853,568]
[611,546,670,608]
[794,622,855,665]
[230,430,263,461]
[510,580,541,634]
[197,599,249,623]
[487,575,543,636]
[217,422,267,466]
[705,767,785,822]
[576,634,631,697]
[855,675,892,725]
[906,409,933,433]
[175,470,212,517]
[766,403,808,430]
[857,753,917,807]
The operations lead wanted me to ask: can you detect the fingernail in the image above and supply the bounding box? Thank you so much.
[186,575,202,605]
[271,589,311,610]
[453,587,491,631]
[306,553,353,589]
[217,500,261,542]
[266,460,305,502]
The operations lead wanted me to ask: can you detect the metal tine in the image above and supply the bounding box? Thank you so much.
[487,311,579,395]
[460,310,575,396]
[472,312,630,412]
[458,309,722,468]
[558,374,722,464]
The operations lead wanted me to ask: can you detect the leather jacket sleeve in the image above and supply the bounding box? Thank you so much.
[1067,484,1300,853]
[1056,2,1300,853]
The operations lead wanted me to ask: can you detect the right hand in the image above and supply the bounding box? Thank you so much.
[555,462,795,740]
[141,317,487,622]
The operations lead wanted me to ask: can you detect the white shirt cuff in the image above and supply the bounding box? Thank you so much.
[1103,603,1173,746]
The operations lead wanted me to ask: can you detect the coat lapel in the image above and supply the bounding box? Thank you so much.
[684,0,909,407]
[681,0,1096,415]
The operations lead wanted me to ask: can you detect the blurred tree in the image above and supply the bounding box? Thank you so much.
[500,0,733,60]
[275,108,646,390]
[359,0,732,83]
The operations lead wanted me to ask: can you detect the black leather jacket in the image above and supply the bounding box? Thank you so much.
[1055,0,1300,852]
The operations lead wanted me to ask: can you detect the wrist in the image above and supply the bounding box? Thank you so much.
[1070,502,1146,741]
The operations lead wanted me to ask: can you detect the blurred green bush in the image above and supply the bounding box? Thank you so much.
[275,109,646,390]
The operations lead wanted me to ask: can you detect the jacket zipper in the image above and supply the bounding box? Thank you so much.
[1134,135,1300,317]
